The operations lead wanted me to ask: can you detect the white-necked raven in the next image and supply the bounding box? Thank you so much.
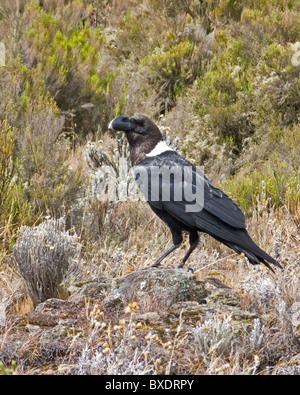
[109,115,281,272]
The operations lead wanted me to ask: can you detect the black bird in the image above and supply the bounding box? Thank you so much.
[109,115,282,272]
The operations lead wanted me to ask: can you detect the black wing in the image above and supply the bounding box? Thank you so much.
[135,151,245,232]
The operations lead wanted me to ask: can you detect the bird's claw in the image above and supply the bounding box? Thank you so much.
[144,262,194,273]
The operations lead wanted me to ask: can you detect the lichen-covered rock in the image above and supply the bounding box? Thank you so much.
[68,278,111,304]
[104,269,209,313]
[28,299,79,328]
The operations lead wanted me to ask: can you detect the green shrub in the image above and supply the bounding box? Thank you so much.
[0,120,15,217]
[20,1,115,135]
[142,39,195,109]
[223,149,300,216]
[0,121,31,250]
[14,94,81,216]
[190,41,255,153]
[140,14,215,112]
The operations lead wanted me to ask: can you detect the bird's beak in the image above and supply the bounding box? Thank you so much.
[108,116,133,132]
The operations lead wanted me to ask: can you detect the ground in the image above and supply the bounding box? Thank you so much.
[1,267,299,375]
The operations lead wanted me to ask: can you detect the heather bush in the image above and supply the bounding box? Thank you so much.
[13,218,81,306]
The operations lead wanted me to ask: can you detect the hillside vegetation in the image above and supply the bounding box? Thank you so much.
[0,0,299,375]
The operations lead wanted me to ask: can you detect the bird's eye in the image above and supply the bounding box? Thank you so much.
[134,118,144,126]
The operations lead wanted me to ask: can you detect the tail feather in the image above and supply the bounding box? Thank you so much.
[200,220,282,272]
[226,238,282,273]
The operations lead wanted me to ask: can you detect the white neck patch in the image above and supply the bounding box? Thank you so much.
[146,141,173,157]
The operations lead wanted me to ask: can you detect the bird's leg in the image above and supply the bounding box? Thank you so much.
[150,245,179,268]
[149,231,183,268]
[177,231,199,269]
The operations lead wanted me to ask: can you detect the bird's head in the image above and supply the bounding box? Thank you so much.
[108,115,163,147]
[108,115,163,165]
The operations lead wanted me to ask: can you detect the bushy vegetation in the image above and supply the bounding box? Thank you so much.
[13,218,81,306]
[0,0,299,375]
[0,0,299,239]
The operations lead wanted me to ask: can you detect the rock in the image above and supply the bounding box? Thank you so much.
[103,293,125,313]
[104,268,208,314]
[137,311,161,324]
[101,268,260,341]
[26,298,86,330]
[68,278,111,304]
[35,298,69,313]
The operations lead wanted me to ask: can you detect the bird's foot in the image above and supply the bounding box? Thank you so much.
[186,267,194,274]
[177,262,194,273]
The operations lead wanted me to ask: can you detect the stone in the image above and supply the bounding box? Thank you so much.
[104,268,208,314]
